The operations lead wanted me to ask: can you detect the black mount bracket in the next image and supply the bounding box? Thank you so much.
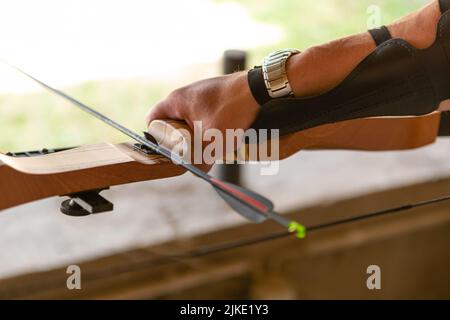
[60,188,113,217]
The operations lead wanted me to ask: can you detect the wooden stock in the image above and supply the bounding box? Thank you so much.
[0,113,442,211]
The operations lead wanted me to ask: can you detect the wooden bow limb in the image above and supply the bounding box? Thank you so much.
[256,112,442,160]
[148,112,442,162]
[0,143,185,211]
[0,112,443,212]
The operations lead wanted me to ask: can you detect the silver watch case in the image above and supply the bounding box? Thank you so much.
[262,49,300,99]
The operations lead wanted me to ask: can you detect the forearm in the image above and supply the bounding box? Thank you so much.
[287,0,441,98]
[147,0,447,159]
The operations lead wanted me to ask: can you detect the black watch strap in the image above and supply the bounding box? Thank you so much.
[247,66,272,106]
[368,25,392,46]
[440,0,450,13]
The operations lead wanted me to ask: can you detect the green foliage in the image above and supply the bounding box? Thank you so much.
[218,0,427,63]
[0,80,166,151]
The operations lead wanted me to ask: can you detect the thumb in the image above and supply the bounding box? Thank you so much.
[145,100,177,127]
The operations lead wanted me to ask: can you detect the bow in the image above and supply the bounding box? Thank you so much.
[1,65,450,243]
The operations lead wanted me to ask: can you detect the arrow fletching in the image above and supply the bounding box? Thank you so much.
[211,178,273,223]
[210,178,306,238]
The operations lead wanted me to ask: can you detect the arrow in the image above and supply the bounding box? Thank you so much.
[7,63,306,239]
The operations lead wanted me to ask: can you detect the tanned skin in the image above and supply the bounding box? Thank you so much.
[146,1,448,135]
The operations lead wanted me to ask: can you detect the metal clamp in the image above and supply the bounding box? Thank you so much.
[60,188,113,217]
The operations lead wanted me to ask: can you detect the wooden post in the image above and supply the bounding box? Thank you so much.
[439,111,450,136]
[217,50,247,184]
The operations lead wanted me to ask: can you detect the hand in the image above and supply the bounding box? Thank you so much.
[146,71,260,136]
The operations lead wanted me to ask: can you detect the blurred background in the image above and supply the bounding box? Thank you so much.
[2,0,450,299]
[0,0,426,151]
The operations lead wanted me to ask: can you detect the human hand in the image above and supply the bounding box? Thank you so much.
[146,71,260,137]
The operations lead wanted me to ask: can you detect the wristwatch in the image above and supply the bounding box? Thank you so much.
[247,48,300,105]
[262,48,300,98]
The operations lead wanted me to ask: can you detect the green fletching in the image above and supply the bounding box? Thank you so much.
[288,221,307,239]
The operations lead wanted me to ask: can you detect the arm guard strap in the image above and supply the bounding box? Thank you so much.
[251,11,450,136]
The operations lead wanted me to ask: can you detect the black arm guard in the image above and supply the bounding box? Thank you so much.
[251,11,450,136]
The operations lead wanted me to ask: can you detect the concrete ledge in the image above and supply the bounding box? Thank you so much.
[2,177,450,299]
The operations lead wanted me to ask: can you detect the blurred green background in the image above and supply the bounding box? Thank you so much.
[0,0,426,152]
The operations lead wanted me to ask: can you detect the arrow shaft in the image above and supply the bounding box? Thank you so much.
[6,63,307,237]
